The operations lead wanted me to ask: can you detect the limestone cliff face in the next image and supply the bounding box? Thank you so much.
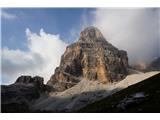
[47,27,129,91]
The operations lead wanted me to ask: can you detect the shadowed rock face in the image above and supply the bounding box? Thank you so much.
[15,76,45,90]
[1,76,51,112]
[47,26,129,91]
[132,57,160,72]
[148,57,160,71]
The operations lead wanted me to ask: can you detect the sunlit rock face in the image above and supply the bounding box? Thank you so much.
[47,26,129,91]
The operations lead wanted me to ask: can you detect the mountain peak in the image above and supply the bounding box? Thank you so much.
[47,26,129,91]
[79,26,105,42]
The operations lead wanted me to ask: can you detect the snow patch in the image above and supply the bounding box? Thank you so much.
[131,92,146,98]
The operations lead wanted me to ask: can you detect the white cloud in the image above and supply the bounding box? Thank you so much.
[2,28,67,84]
[69,10,92,43]
[1,10,17,20]
[92,8,159,65]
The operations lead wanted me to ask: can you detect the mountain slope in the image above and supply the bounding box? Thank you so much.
[79,73,160,113]
[31,71,159,112]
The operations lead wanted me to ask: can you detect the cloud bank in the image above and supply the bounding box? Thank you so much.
[2,29,67,84]
[93,8,160,65]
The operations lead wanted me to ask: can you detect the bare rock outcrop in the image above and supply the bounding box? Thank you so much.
[47,26,129,91]
[15,76,45,90]
[1,76,51,112]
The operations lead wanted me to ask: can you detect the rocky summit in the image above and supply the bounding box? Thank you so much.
[47,26,129,91]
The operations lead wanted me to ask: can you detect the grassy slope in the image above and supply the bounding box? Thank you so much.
[79,73,160,113]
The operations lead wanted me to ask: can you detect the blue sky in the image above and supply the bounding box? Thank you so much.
[1,8,96,84]
[1,8,159,84]
[2,8,95,50]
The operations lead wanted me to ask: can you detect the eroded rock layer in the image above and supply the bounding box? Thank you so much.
[47,27,129,91]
